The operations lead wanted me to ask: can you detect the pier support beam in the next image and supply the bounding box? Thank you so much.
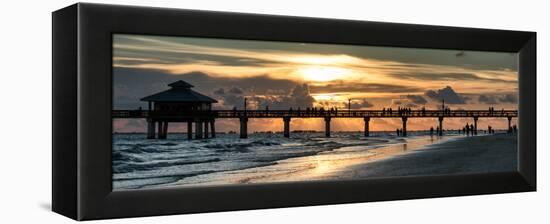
[204,121,209,138]
[473,116,478,135]
[402,117,408,137]
[324,117,331,137]
[157,121,164,139]
[210,120,216,138]
[364,117,370,137]
[508,117,512,133]
[240,117,248,138]
[187,121,193,140]
[147,119,155,139]
[438,116,444,136]
[195,119,203,139]
[283,116,291,138]
[162,122,168,139]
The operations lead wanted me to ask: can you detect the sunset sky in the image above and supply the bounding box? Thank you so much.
[112,34,518,133]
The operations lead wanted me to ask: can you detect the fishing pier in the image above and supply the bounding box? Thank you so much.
[113,80,518,140]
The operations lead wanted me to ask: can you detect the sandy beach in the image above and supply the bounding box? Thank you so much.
[237,134,518,184]
[336,133,518,179]
[146,133,517,189]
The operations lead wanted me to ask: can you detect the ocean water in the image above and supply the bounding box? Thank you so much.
[112,131,457,190]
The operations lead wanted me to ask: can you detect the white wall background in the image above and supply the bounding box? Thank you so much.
[0,0,546,223]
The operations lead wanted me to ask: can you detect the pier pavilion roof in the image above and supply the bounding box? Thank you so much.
[140,80,218,103]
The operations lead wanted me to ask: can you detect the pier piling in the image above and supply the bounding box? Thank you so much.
[507,116,512,133]
[204,121,209,138]
[364,117,370,137]
[187,121,193,140]
[210,120,216,138]
[283,116,291,138]
[324,116,331,137]
[195,120,203,139]
[240,117,248,138]
[147,119,155,139]
[162,122,168,139]
[473,116,478,135]
[402,117,408,137]
[438,116,444,136]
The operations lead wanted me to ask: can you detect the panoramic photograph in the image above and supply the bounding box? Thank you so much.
[112,34,518,190]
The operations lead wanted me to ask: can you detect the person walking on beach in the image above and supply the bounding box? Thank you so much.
[465,123,470,136]
[430,127,434,136]
[469,124,474,136]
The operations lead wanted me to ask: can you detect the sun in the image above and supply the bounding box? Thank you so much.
[297,66,350,82]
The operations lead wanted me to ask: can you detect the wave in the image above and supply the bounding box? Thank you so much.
[112,132,412,189]
[113,158,221,173]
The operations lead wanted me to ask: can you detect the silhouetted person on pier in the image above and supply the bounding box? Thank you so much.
[430,127,434,136]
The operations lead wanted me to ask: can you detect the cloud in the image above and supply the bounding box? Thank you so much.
[350,99,374,109]
[499,94,518,103]
[391,99,419,108]
[254,84,316,110]
[390,72,517,84]
[478,95,498,104]
[424,86,466,104]
[310,82,422,94]
[113,68,300,109]
[213,88,225,95]
[405,95,427,104]
[228,87,244,94]
[477,93,517,104]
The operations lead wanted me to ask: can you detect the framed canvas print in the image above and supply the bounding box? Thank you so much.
[52,3,536,220]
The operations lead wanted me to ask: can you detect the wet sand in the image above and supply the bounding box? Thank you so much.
[152,134,517,188]
[336,134,518,179]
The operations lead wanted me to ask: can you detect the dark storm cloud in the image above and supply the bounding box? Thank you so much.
[228,87,244,94]
[309,82,422,94]
[113,68,304,109]
[213,88,225,95]
[390,72,517,84]
[405,95,427,104]
[391,99,419,108]
[350,99,374,109]
[478,95,498,104]
[499,94,518,103]
[424,86,467,104]
[253,84,316,110]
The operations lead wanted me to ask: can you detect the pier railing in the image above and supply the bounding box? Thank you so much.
[112,109,517,119]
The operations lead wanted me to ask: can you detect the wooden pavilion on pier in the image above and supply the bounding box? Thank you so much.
[141,80,218,139]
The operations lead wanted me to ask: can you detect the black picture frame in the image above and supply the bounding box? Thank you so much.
[52,3,536,221]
